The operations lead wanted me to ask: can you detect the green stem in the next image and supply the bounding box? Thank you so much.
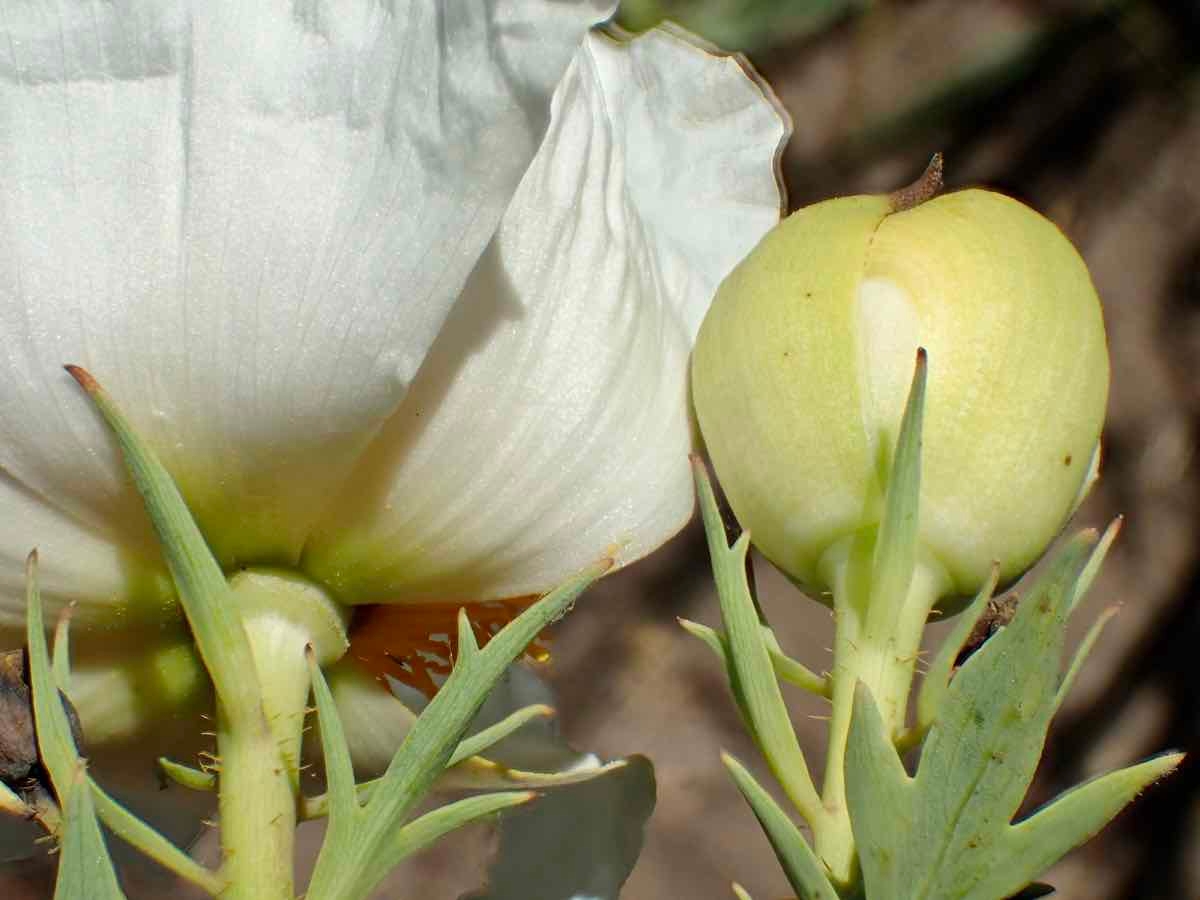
[814,532,948,884]
[214,621,305,899]
[215,574,349,900]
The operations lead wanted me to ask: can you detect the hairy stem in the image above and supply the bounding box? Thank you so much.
[814,533,947,883]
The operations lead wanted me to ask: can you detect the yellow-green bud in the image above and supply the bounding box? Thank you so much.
[692,188,1109,597]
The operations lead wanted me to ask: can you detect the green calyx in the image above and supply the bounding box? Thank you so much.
[692,186,1109,598]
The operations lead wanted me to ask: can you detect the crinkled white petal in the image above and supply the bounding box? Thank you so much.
[0,0,611,618]
[303,27,788,603]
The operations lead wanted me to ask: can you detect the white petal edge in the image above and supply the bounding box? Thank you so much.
[303,25,789,602]
[0,0,613,594]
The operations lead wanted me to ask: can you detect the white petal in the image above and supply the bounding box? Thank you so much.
[303,27,788,602]
[0,477,172,640]
[0,0,612,603]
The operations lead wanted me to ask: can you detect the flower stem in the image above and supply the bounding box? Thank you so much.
[214,574,349,900]
[214,618,307,899]
[813,532,948,883]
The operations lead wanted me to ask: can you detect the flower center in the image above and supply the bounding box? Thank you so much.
[348,597,550,697]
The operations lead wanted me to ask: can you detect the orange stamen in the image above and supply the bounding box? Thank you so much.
[348,597,549,697]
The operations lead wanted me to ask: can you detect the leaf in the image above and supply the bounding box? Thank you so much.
[456,663,592,773]
[869,349,926,634]
[913,565,999,738]
[693,459,824,827]
[360,791,535,895]
[464,755,656,900]
[89,780,221,895]
[449,704,555,768]
[722,753,839,900]
[305,562,609,900]
[64,367,262,731]
[681,618,829,697]
[26,553,81,788]
[156,758,216,793]
[1053,606,1116,713]
[845,532,1181,900]
[53,767,126,900]
[28,551,221,894]
[25,556,125,899]
[307,649,358,831]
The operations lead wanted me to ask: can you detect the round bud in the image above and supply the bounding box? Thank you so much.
[692,189,1108,597]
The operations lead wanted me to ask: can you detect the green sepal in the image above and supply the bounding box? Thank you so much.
[64,367,263,732]
[305,562,609,900]
[693,458,825,828]
[680,617,829,697]
[722,753,839,900]
[845,531,1181,899]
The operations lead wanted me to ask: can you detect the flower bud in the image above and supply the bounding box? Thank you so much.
[692,188,1109,597]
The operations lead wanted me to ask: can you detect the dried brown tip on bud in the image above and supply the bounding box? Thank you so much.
[889,153,944,213]
[63,364,99,394]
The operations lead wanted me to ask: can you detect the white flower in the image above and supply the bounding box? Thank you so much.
[0,0,786,860]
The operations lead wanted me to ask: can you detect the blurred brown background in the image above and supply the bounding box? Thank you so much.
[5,1,1200,898]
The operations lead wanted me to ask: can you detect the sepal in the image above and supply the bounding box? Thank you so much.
[722,752,838,900]
[692,458,825,829]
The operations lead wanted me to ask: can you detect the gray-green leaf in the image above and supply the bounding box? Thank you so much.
[845,532,1180,900]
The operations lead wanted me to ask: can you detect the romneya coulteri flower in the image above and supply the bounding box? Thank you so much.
[692,183,1109,601]
[0,1,788,858]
